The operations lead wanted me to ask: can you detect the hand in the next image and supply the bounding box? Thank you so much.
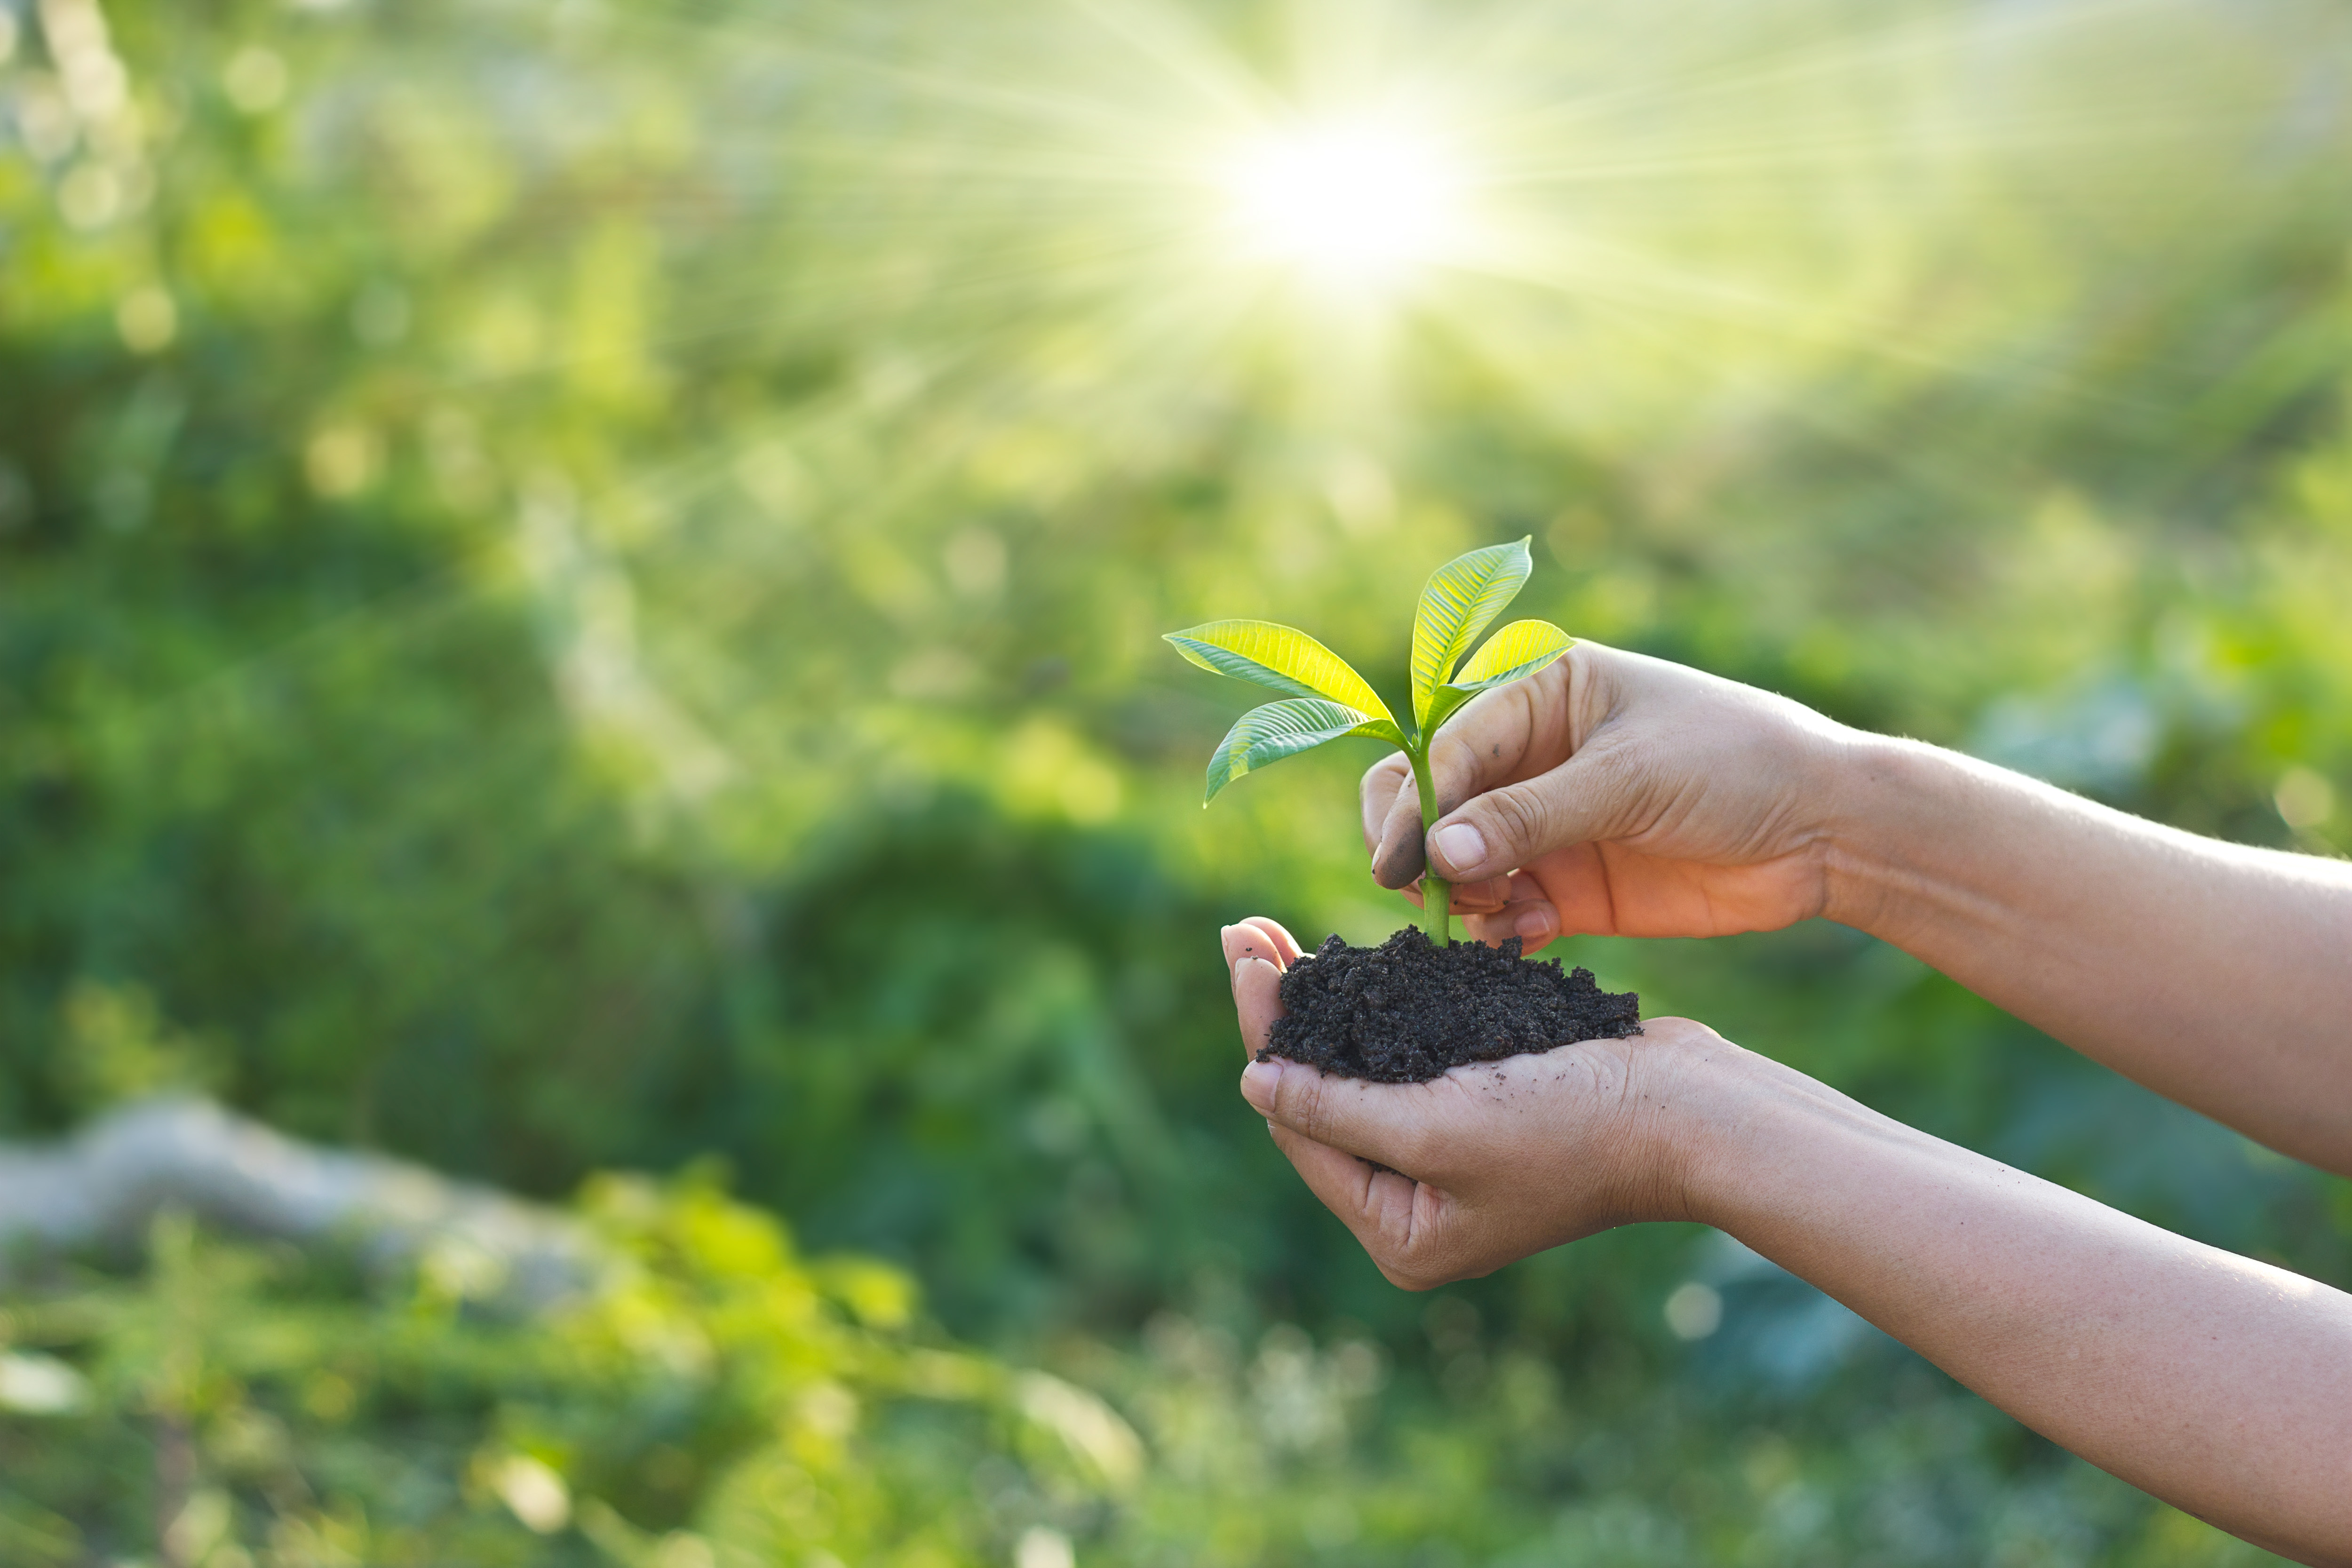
[1218,945,2352,1563]
[1220,918,1725,1289]
[1363,642,1861,953]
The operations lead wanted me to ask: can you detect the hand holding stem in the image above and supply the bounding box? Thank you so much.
[1168,536,1577,948]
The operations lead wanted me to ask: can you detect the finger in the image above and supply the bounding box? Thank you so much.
[1505,840,1625,940]
[1399,876,1513,915]
[1222,919,1302,972]
[1233,955,1285,1057]
[1461,873,1556,947]
[1460,897,1560,954]
[1359,753,1413,859]
[1264,1122,1441,1283]
[1445,875,1512,914]
[1380,652,1589,889]
[1425,732,1654,887]
[1370,766,1426,890]
[1237,1056,1439,1175]
[1240,916,1304,966]
[1379,794,1515,903]
[1411,647,1646,886]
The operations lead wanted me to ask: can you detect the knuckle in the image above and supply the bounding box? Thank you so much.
[1276,1070,1330,1141]
[1565,639,1617,708]
[1369,1232,1436,1290]
[1380,1252,1448,1292]
[1478,783,1552,857]
[1428,729,1481,791]
[1389,1121,1445,1181]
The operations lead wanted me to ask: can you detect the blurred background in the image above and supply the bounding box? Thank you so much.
[2,0,2350,1560]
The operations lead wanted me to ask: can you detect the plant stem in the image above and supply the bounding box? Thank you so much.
[1407,746,1451,947]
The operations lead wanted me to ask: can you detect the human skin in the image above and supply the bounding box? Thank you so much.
[1224,641,2352,1562]
[1361,641,2352,1175]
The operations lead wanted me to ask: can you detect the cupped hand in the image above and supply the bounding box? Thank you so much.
[1220,918,1724,1289]
[1363,642,1861,954]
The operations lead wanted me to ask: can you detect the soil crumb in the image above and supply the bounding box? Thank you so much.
[1265,928,1642,1083]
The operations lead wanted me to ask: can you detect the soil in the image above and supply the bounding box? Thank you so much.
[1265,928,1642,1083]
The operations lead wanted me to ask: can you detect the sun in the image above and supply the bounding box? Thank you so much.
[1220,118,1468,285]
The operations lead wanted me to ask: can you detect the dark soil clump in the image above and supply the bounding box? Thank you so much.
[1266,928,1641,1083]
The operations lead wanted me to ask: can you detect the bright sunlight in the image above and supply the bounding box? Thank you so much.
[1220,119,1468,285]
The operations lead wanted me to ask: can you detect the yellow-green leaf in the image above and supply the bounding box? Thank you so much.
[1409,539,1531,731]
[1203,699,1406,804]
[1165,621,1395,726]
[1418,683,1478,741]
[1453,620,1574,692]
[1419,621,1575,739]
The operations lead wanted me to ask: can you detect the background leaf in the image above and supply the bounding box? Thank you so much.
[1409,540,1533,731]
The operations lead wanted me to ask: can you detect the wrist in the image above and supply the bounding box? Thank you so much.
[1624,1021,1813,1228]
[1814,729,1955,939]
[1645,1029,1856,1235]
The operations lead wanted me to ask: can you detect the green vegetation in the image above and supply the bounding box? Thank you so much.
[0,1178,1144,1566]
[3,0,2350,1560]
[1168,537,1571,943]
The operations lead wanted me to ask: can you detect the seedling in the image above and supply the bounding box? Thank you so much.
[1166,537,1573,947]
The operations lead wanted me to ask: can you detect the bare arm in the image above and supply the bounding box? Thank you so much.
[1824,737,2352,1175]
[1695,1040,2352,1562]
[1221,920,2352,1565]
[1366,643,2352,1174]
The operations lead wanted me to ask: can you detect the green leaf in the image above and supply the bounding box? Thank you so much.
[1165,621,1396,726]
[1419,620,1575,739]
[1203,699,1406,804]
[1419,683,1479,741]
[1453,619,1574,692]
[1409,538,1532,731]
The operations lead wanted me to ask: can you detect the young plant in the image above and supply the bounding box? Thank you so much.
[1166,537,1573,947]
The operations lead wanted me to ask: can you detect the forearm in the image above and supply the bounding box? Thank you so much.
[1822,733,2352,1173]
[1685,1046,2352,1563]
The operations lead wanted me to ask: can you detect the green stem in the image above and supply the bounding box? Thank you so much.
[1407,745,1451,947]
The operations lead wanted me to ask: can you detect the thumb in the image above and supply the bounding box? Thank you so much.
[1239,1057,1438,1175]
[1424,734,1651,883]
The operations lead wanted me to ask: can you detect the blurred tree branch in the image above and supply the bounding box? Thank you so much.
[0,1098,597,1310]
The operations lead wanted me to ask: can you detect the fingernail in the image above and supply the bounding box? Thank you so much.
[1431,822,1487,874]
[1240,1059,1281,1114]
[1514,905,1554,942]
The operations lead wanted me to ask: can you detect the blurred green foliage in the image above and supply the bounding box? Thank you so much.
[4,0,2351,1560]
[0,1176,1148,1566]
